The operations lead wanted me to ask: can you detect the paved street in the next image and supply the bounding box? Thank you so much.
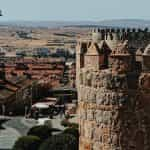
[0,125,20,150]
[0,115,77,149]
[0,117,37,150]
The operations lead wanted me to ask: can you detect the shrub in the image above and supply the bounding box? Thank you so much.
[63,127,79,140]
[39,134,78,150]
[12,135,41,150]
[61,119,79,129]
[68,123,79,129]
[61,119,70,127]
[64,113,70,119]
[27,125,52,141]
[0,119,9,129]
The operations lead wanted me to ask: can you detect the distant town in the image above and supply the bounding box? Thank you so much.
[0,25,89,149]
[0,21,150,150]
[0,26,87,114]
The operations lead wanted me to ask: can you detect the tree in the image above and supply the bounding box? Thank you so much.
[39,134,78,150]
[63,127,79,140]
[27,125,52,141]
[12,135,41,150]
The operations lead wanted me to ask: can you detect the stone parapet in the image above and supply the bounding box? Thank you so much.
[92,28,150,42]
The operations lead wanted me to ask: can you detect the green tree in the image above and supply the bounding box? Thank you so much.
[39,134,78,150]
[63,127,79,140]
[12,135,41,150]
[27,125,52,141]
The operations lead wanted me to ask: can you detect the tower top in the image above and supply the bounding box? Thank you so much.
[143,44,150,56]
[110,40,131,57]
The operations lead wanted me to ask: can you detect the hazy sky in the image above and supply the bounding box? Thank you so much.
[0,0,150,21]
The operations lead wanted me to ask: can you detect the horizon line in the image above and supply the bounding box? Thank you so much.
[0,18,150,22]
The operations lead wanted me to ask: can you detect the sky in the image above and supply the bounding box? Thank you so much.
[0,0,150,21]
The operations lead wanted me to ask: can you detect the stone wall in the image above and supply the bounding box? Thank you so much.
[78,69,150,150]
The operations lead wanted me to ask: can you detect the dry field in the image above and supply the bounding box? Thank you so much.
[0,26,89,49]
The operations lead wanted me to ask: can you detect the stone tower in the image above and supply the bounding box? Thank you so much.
[77,28,150,150]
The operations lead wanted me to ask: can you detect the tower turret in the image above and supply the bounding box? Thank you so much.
[143,44,150,72]
[84,41,111,70]
[110,41,131,73]
[106,29,120,50]
[92,28,105,43]
[76,41,87,89]
[84,42,100,70]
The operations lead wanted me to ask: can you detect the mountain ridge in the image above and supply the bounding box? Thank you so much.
[0,19,150,28]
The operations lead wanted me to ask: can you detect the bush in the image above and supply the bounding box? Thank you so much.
[27,125,52,141]
[63,127,79,140]
[39,134,78,150]
[12,135,41,150]
[64,113,70,119]
[68,123,79,129]
[0,119,9,129]
[61,119,79,129]
[61,119,70,127]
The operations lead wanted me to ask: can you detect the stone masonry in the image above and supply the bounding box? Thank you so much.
[77,28,150,150]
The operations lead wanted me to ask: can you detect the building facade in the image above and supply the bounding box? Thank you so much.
[77,28,150,150]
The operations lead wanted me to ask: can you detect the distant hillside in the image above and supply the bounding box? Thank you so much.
[97,19,150,29]
[0,19,150,29]
[0,21,99,28]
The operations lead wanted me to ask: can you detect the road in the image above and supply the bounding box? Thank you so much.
[0,115,76,149]
[0,117,37,150]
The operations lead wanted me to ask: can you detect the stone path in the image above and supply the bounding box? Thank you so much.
[51,115,65,130]
[0,117,37,150]
[0,126,20,150]
[0,115,72,149]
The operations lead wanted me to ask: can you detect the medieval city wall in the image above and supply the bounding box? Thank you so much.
[78,68,150,150]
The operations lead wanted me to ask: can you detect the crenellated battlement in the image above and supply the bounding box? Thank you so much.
[92,28,149,33]
[92,27,150,42]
